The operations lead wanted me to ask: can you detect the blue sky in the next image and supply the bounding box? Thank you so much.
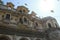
[2,0,60,25]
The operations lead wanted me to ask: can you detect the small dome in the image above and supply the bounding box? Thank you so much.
[7,2,14,8]
[17,6,29,14]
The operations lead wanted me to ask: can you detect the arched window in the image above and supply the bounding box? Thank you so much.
[24,18,27,23]
[0,35,11,40]
[34,22,38,29]
[36,22,38,26]
[5,14,10,20]
[20,38,28,40]
[8,6,11,8]
[19,18,23,24]
[48,23,52,28]
[19,10,22,13]
[23,10,25,13]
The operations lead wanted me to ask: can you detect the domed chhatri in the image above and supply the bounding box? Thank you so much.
[0,1,60,40]
[17,6,29,14]
[7,2,14,9]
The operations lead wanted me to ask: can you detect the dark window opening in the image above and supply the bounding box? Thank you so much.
[36,22,38,26]
[48,23,52,28]
[20,38,28,40]
[9,6,11,8]
[24,18,27,23]
[15,19,17,21]
[23,10,25,12]
[19,18,23,24]
[19,10,22,13]
[34,22,38,29]
[0,36,11,40]
[5,14,10,20]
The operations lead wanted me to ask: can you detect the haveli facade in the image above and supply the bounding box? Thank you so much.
[0,0,60,40]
